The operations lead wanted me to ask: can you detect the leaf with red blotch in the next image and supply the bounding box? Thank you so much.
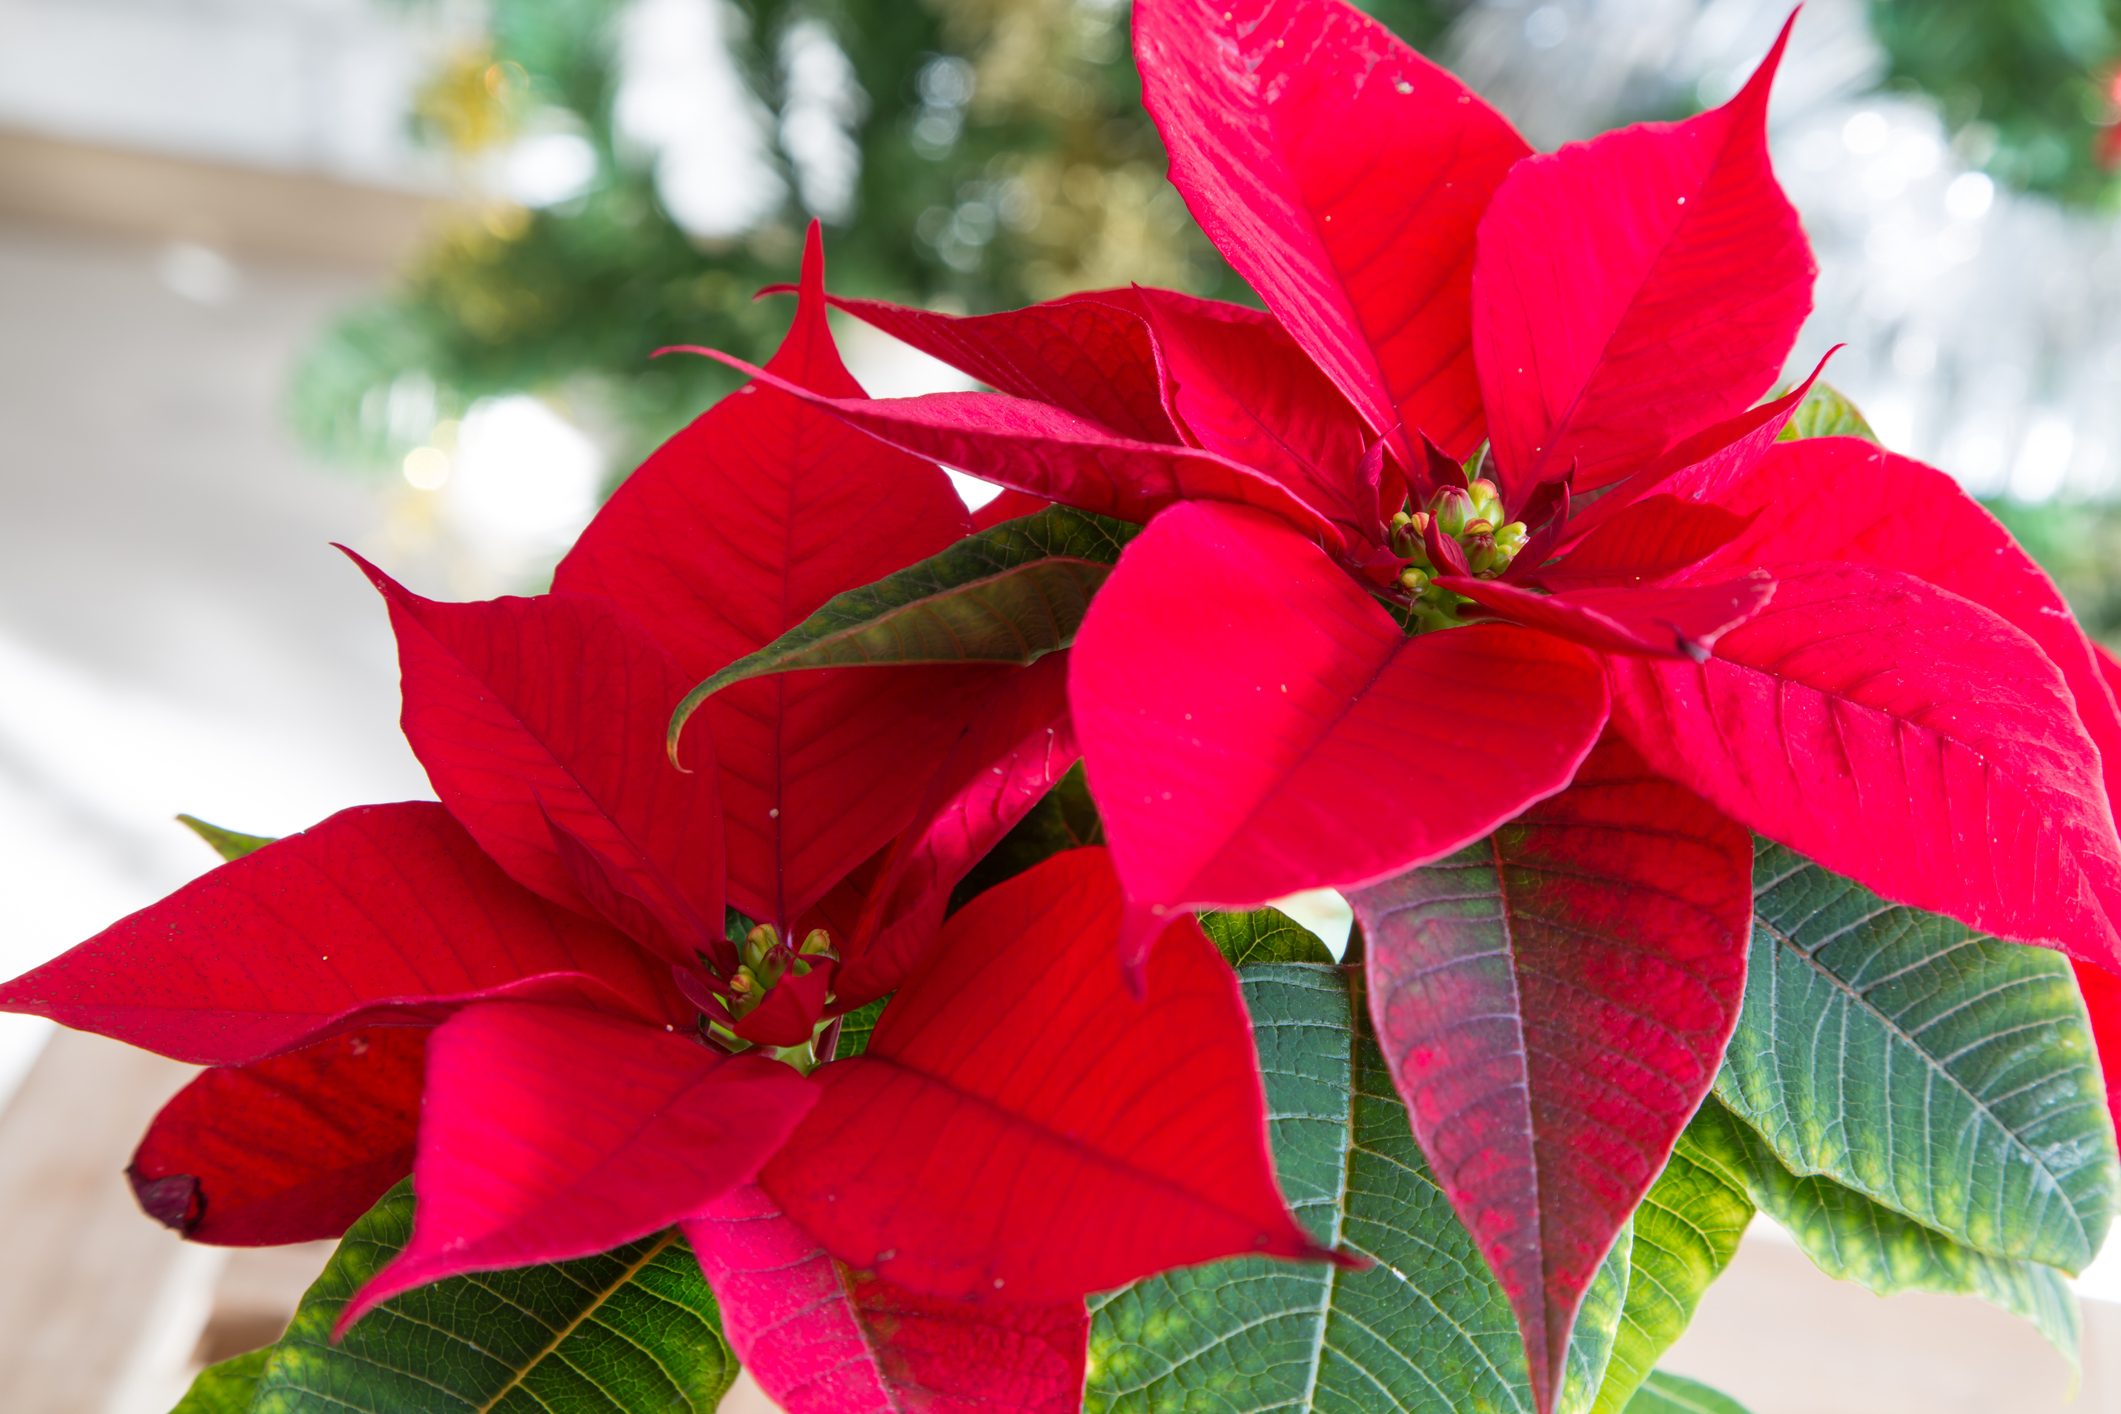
[1069,501,1608,961]
[130,1027,424,1246]
[835,653,1079,1010]
[1608,564,2121,971]
[673,349,1349,554]
[1473,16,1814,497]
[1119,287,1382,547]
[1438,571,1774,660]
[816,290,1179,442]
[352,555,726,967]
[687,1185,1087,1414]
[554,224,983,928]
[337,1002,817,1332]
[1135,0,1529,460]
[760,848,1332,1302]
[0,803,673,1065]
[1347,735,1752,1414]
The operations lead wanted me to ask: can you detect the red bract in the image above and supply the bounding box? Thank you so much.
[669,3,2121,1406]
[0,226,1335,1413]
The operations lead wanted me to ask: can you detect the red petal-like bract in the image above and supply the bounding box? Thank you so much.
[357,557,726,965]
[835,653,1079,1010]
[1473,16,1813,496]
[1120,287,1381,546]
[1533,496,1754,591]
[0,803,671,1065]
[761,848,1327,1302]
[1135,0,1529,459]
[1348,736,1751,1414]
[129,1027,424,1246]
[1609,564,2121,969]
[1070,501,1608,955]
[555,225,980,927]
[819,291,1179,443]
[688,1185,1087,1414]
[338,1003,817,1331]
[676,350,1346,552]
[1440,572,1775,660]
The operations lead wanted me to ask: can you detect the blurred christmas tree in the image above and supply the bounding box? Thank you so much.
[291,0,1459,478]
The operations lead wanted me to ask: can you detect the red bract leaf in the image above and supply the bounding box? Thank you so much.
[554,225,981,927]
[729,964,835,1048]
[1531,497,1753,591]
[2076,959,2121,1149]
[674,349,1347,554]
[0,803,672,1065]
[1609,564,2121,970]
[1473,16,1813,496]
[1120,286,1381,546]
[338,1003,817,1332]
[1069,501,1607,959]
[818,290,1179,442]
[354,556,725,966]
[760,848,1329,1302]
[1438,572,1775,660]
[129,1027,424,1246]
[835,654,1079,1010]
[687,1185,1087,1414]
[1135,0,1529,459]
[1702,436,2121,807]
[1347,735,1751,1414]
[972,487,1050,531]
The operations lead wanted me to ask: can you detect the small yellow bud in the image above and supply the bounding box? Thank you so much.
[1399,566,1432,595]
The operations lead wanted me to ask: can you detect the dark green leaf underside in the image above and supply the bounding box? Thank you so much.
[1716,841,2116,1272]
[246,1182,735,1414]
[672,504,1135,743]
[1087,964,1629,1414]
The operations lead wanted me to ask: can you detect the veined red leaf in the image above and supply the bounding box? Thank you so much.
[1135,0,1530,459]
[338,1003,817,1331]
[130,1027,424,1246]
[670,348,1348,553]
[1608,564,2121,970]
[1121,286,1381,546]
[354,556,726,966]
[761,848,1330,1302]
[1439,572,1774,660]
[687,1185,1086,1413]
[0,803,673,1065]
[1473,16,1814,496]
[1347,735,1752,1414]
[816,290,1178,442]
[1070,501,1608,960]
[1532,497,1754,591]
[835,653,1079,1010]
[554,224,981,928]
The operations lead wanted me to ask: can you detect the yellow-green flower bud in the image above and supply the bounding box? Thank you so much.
[1428,486,1475,538]
[1399,566,1432,595]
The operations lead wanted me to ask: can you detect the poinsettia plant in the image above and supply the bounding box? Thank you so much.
[9,1,2121,1411]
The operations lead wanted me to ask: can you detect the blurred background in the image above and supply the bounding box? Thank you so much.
[4,0,2121,1409]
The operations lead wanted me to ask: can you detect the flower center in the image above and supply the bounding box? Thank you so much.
[1386,478,1527,632]
[718,921,833,1025]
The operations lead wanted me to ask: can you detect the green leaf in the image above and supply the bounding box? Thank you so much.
[832,994,888,1060]
[1691,1100,2081,1364]
[1715,841,2117,1273]
[1197,906,1333,965]
[1775,381,1876,442]
[671,504,1135,747]
[1621,1370,1753,1414]
[1086,964,1630,1413]
[171,1348,271,1414]
[1590,1118,1755,1414]
[177,814,276,862]
[247,1181,736,1413]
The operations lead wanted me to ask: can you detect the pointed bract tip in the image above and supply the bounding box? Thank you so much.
[1732,8,1798,112]
[127,1166,202,1235]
